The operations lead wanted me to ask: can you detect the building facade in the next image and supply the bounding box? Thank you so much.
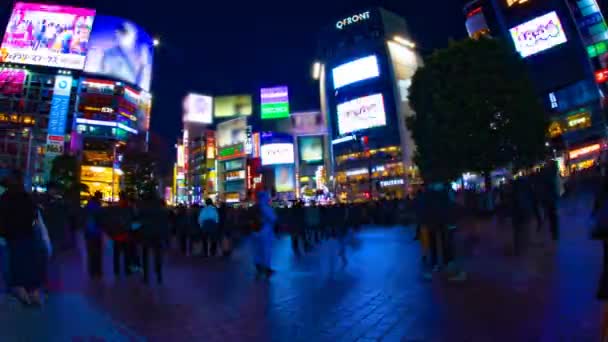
[463,0,608,172]
[317,8,421,201]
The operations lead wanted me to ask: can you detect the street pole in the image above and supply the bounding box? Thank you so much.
[25,128,33,191]
[111,144,116,202]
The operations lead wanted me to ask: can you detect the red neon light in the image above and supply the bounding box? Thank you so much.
[596,69,608,83]
[467,7,482,18]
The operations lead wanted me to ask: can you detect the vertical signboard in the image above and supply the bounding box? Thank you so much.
[260,86,289,119]
[46,75,72,154]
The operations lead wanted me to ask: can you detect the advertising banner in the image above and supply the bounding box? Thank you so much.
[84,15,153,91]
[214,95,252,118]
[217,117,247,147]
[183,93,213,124]
[275,165,295,192]
[46,75,72,155]
[332,55,380,89]
[290,111,326,135]
[261,86,289,119]
[206,131,216,159]
[299,136,324,163]
[509,12,568,58]
[0,69,27,95]
[261,143,295,166]
[1,2,95,69]
[336,93,386,135]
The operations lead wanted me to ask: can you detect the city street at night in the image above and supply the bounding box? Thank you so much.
[0,187,603,342]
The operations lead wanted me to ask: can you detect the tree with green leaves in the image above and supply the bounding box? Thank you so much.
[50,154,86,198]
[407,37,547,183]
[121,150,158,200]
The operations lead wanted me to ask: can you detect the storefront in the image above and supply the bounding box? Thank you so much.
[80,165,121,201]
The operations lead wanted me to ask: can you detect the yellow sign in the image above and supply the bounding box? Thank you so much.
[567,112,591,130]
[547,121,564,138]
[506,0,529,7]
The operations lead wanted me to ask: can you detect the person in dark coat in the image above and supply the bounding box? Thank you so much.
[0,170,46,305]
[416,182,456,276]
[84,191,104,278]
[508,175,538,255]
[539,161,561,241]
[134,195,170,284]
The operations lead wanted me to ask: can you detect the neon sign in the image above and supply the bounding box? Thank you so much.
[336,11,370,30]
[506,0,529,7]
[569,144,600,159]
[509,12,568,58]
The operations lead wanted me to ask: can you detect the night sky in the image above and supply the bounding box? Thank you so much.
[2,0,467,170]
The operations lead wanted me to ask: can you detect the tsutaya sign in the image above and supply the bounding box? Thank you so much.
[336,11,371,30]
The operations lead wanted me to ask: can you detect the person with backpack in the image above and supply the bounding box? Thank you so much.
[253,191,277,277]
[110,193,137,276]
[0,170,47,305]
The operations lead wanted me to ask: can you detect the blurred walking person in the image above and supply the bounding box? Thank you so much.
[539,161,561,241]
[0,170,48,305]
[198,198,219,257]
[84,191,104,279]
[508,175,538,256]
[253,191,277,278]
[134,195,170,284]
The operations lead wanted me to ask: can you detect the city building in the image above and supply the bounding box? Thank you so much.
[316,8,422,201]
[463,0,608,173]
[0,2,155,196]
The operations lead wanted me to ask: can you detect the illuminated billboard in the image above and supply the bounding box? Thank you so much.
[261,143,295,166]
[1,2,95,69]
[183,94,213,124]
[299,136,324,163]
[0,69,26,95]
[332,55,380,89]
[214,95,252,118]
[261,86,289,119]
[336,93,386,135]
[275,165,295,192]
[217,117,247,147]
[509,12,568,58]
[84,15,154,91]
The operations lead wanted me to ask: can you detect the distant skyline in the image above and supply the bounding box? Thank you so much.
[0,0,467,167]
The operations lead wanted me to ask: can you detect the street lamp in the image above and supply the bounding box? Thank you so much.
[312,61,321,80]
[153,38,160,47]
[393,36,416,49]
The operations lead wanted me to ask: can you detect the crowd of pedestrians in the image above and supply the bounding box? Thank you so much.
[0,158,585,310]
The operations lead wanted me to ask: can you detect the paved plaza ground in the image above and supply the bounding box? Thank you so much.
[0,188,605,341]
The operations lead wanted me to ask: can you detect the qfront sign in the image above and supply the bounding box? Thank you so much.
[336,11,370,30]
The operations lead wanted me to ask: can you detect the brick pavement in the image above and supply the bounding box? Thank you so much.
[0,189,604,341]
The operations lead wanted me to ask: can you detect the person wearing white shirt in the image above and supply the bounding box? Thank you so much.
[198,199,219,257]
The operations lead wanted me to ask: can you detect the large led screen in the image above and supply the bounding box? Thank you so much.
[84,15,153,91]
[261,143,295,166]
[214,95,252,118]
[0,69,26,95]
[275,165,295,192]
[337,93,386,135]
[299,136,324,163]
[1,2,95,69]
[332,55,380,89]
[217,117,247,147]
[261,86,289,119]
[509,11,568,58]
[183,94,213,124]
